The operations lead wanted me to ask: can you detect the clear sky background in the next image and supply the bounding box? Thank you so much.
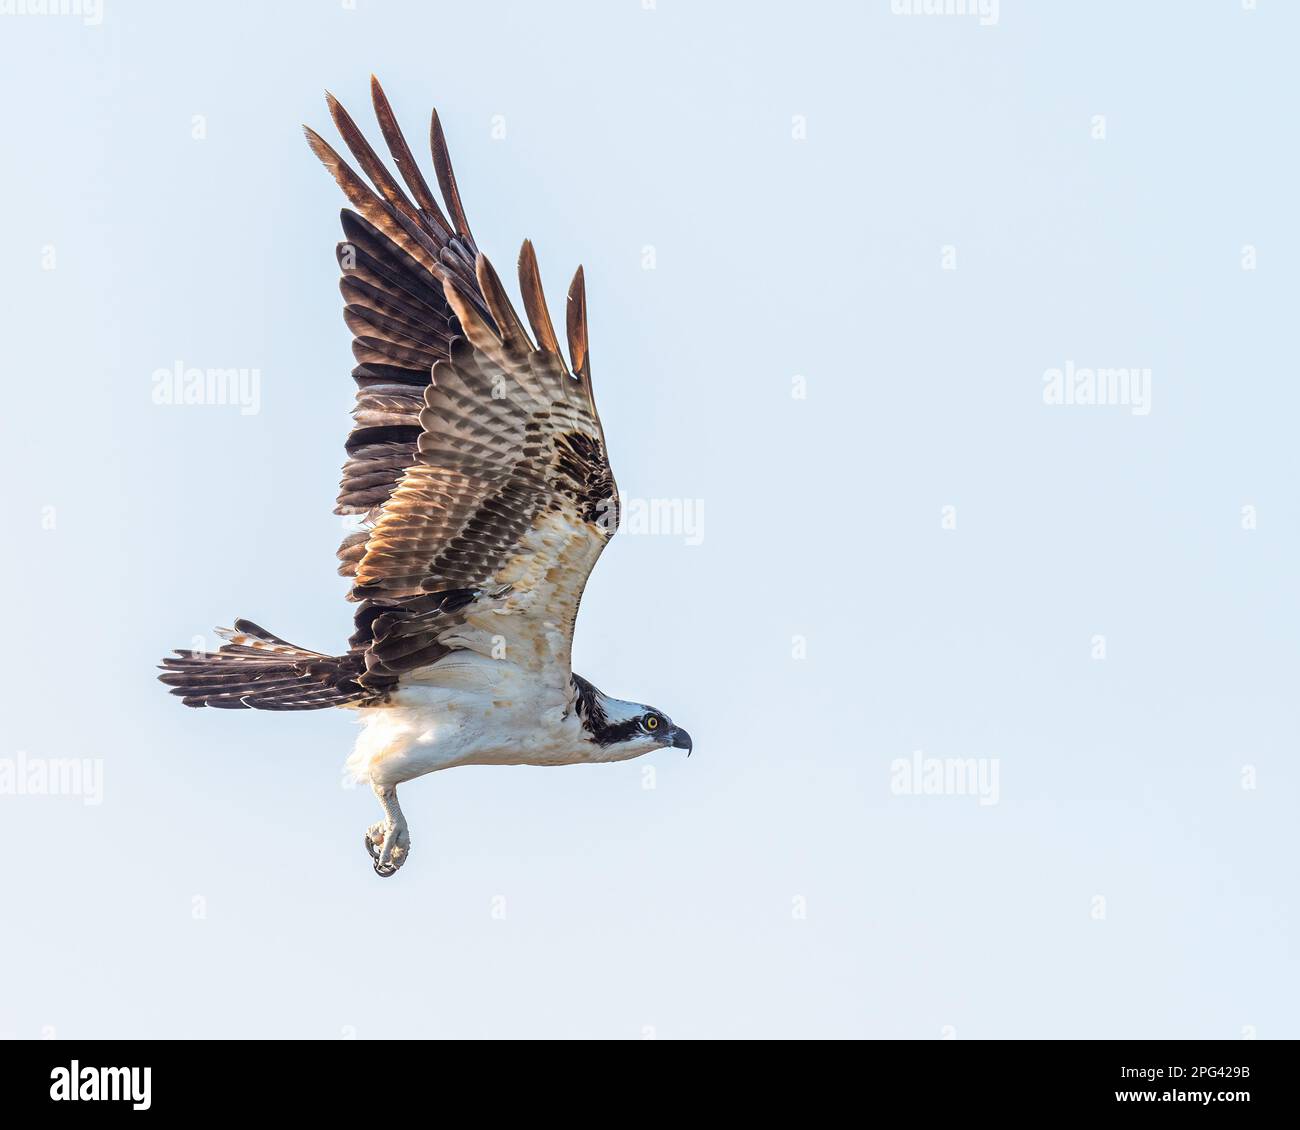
[1,0,1296,1039]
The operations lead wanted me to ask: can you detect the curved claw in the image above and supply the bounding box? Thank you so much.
[365,796,408,877]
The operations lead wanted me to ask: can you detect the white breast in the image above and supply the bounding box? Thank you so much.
[347,655,597,787]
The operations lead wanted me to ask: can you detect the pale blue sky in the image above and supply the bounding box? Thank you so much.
[1,0,1296,1038]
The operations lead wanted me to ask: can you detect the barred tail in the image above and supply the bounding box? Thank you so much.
[158,619,363,711]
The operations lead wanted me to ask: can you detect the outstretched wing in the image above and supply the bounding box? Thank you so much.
[304,78,488,525]
[308,80,619,699]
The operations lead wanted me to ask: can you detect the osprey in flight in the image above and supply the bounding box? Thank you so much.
[159,79,692,877]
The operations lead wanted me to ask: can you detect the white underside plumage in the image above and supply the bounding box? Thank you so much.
[346,652,643,788]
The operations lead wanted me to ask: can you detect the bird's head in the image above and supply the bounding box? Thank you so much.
[571,674,692,758]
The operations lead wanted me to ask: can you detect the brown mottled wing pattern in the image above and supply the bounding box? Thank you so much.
[304,79,488,532]
[309,81,618,698]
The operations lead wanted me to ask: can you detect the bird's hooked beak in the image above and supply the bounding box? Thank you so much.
[669,726,693,756]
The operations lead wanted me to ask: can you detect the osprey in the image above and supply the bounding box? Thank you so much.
[159,79,692,877]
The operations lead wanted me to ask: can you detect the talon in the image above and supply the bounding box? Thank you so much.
[364,821,389,862]
[366,786,409,877]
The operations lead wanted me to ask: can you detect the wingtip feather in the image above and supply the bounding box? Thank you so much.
[475,253,528,350]
[566,266,590,383]
[518,240,563,359]
[429,108,474,242]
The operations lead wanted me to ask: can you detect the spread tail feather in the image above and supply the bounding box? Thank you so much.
[158,619,365,710]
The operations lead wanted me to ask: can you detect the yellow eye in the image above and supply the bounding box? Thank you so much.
[644,715,660,731]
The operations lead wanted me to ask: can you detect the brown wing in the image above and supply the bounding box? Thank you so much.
[304,78,489,532]
[353,254,617,695]
[308,81,618,698]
